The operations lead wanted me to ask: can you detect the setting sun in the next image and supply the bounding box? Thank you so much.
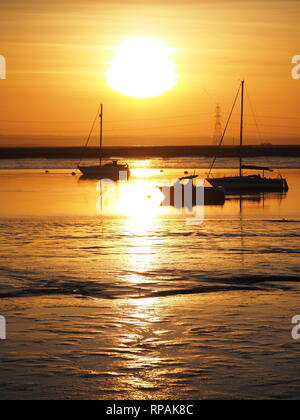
[106,36,177,99]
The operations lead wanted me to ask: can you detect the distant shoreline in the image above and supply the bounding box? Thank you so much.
[1,145,300,159]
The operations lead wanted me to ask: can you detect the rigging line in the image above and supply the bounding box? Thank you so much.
[245,86,263,144]
[15,119,216,134]
[248,114,300,120]
[201,85,215,103]
[0,113,298,125]
[207,84,241,179]
[104,121,207,133]
[0,113,295,123]
[0,113,213,125]
[248,123,300,129]
[211,121,300,130]
[106,112,213,123]
[2,121,299,135]
[77,104,102,168]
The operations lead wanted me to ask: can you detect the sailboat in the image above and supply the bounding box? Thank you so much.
[206,81,288,193]
[78,104,130,180]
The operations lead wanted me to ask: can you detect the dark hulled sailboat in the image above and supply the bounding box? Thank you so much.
[206,81,288,193]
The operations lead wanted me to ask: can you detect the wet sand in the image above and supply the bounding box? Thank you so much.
[1,290,300,400]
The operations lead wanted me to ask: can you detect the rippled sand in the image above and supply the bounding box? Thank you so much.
[2,292,300,400]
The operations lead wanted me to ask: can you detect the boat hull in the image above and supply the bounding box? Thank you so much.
[78,165,130,181]
[159,185,225,206]
[207,176,288,193]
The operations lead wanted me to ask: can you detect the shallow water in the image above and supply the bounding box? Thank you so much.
[0,160,300,399]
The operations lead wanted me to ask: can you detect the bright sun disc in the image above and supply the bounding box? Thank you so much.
[106,36,177,99]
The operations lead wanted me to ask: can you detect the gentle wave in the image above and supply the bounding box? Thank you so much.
[0,274,299,300]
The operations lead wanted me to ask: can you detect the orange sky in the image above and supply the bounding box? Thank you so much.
[0,0,299,146]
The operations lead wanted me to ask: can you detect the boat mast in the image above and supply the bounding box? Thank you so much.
[239,80,244,177]
[99,104,103,166]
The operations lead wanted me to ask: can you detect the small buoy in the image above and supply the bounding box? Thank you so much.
[45,170,49,174]
[184,171,188,175]
[160,169,164,173]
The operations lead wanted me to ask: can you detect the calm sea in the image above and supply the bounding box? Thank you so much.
[0,156,300,399]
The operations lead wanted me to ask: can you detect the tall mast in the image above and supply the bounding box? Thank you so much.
[239,81,244,177]
[99,104,103,166]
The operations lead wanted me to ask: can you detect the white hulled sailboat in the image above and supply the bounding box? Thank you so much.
[78,104,130,180]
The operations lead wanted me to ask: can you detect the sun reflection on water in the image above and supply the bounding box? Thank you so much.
[120,181,164,285]
[117,180,163,220]
[112,296,174,399]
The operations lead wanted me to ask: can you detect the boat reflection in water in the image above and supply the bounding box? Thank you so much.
[86,177,165,219]
[225,191,288,204]
[78,167,289,222]
[79,173,225,218]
